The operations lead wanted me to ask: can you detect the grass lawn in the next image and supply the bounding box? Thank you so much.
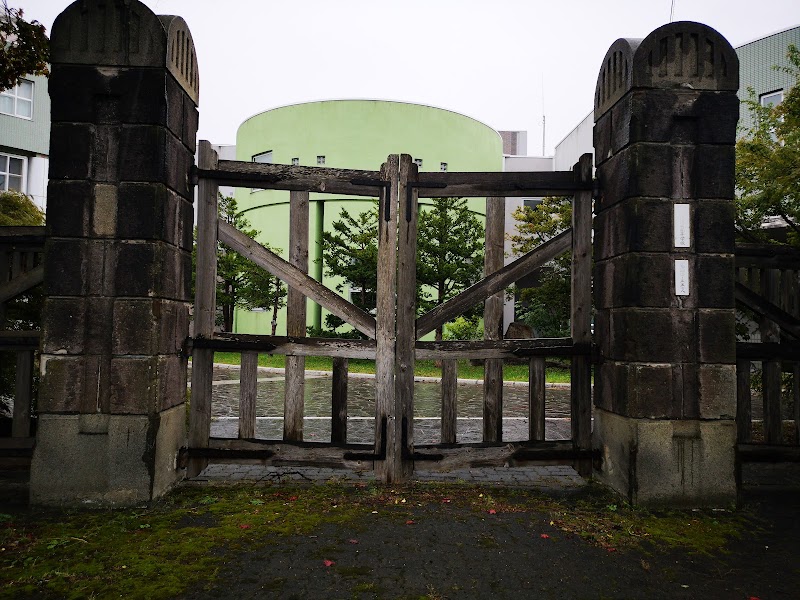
[211,352,573,384]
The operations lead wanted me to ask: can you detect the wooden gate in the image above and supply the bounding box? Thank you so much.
[187,141,594,481]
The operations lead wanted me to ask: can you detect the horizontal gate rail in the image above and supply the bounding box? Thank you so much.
[195,161,387,196]
[188,334,586,361]
[194,160,592,198]
[735,243,800,269]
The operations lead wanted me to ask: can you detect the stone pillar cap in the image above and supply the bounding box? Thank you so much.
[594,21,738,119]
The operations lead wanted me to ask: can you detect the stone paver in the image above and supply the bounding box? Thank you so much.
[190,464,587,491]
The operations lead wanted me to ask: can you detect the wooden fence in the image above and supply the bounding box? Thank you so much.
[0,226,45,466]
[735,242,800,461]
[187,141,595,481]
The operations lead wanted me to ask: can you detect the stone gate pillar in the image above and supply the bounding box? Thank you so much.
[592,22,739,505]
[30,0,198,505]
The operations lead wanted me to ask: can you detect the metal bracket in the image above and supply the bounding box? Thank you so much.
[406,182,447,222]
[352,178,392,221]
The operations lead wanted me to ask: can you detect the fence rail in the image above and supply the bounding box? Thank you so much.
[1,227,45,448]
[734,251,800,448]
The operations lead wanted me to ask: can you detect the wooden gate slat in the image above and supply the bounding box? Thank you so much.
[188,141,219,477]
[395,155,417,477]
[284,190,310,442]
[483,195,505,443]
[375,155,400,482]
[331,357,348,444]
[239,351,258,439]
[12,349,33,438]
[441,359,458,444]
[570,154,593,469]
[736,359,752,444]
[529,357,546,442]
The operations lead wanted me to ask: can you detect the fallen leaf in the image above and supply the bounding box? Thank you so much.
[405,520,415,525]
[239,524,251,530]
[488,509,497,515]
[323,559,335,567]
[442,498,451,504]
[748,597,762,600]
[640,559,650,571]
[289,496,298,502]
[607,547,617,553]
[348,539,359,544]
[540,534,550,539]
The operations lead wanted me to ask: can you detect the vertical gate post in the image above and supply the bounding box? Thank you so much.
[375,155,401,482]
[570,154,593,474]
[592,22,739,505]
[31,1,199,505]
[483,196,505,442]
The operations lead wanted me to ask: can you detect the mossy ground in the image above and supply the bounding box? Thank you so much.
[0,480,754,599]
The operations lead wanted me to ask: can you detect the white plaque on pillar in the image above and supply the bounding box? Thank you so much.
[675,259,690,296]
[674,204,691,248]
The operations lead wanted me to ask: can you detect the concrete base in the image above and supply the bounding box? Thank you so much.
[593,408,736,507]
[29,405,185,506]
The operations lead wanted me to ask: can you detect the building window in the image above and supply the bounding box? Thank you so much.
[252,150,273,163]
[440,162,448,172]
[413,158,423,168]
[0,79,34,119]
[760,90,783,108]
[291,157,300,166]
[0,153,26,192]
[317,155,326,165]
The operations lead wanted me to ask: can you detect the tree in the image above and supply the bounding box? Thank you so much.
[192,194,286,333]
[417,197,485,341]
[0,189,44,226]
[510,196,572,337]
[0,1,49,91]
[736,44,800,247]
[320,204,379,314]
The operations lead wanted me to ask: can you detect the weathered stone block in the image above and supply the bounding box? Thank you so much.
[41,298,86,354]
[113,242,185,299]
[695,201,735,254]
[38,355,85,412]
[109,357,158,414]
[42,239,86,296]
[112,299,188,355]
[116,127,193,197]
[595,254,676,309]
[596,361,680,418]
[594,198,673,258]
[698,310,736,363]
[157,355,188,411]
[596,144,673,210]
[48,123,93,180]
[93,184,118,237]
[593,409,737,506]
[607,308,696,363]
[697,365,737,418]
[693,145,736,200]
[696,255,735,308]
[83,297,114,356]
[45,181,93,238]
[29,407,185,507]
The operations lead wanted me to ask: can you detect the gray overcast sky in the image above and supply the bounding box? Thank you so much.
[27,0,800,155]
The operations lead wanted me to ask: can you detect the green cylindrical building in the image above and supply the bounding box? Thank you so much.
[233,99,503,335]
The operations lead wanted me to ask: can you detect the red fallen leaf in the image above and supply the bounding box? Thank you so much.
[441,498,451,503]
[607,547,617,553]
[488,509,497,515]
[348,539,359,544]
[540,534,550,539]
[405,520,415,525]
[239,524,251,530]
[323,559,335,567]
[289,496,298,501]
[748,597,762,600]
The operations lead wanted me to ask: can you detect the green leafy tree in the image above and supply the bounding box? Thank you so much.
[320,203,379,314]
[736,44,800,247]
[510,196,572,337]
[192,194,285,333]
[417,197,485,341]
[0,1,49,91]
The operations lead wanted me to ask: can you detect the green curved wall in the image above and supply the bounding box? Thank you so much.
[233,100,503,335]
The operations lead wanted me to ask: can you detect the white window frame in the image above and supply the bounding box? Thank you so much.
[0,152,28,193]
[0,79,34,119]
[317,155,326,165]
[760,90,783,108]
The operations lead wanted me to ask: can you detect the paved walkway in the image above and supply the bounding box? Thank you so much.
[190,463,587,491]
